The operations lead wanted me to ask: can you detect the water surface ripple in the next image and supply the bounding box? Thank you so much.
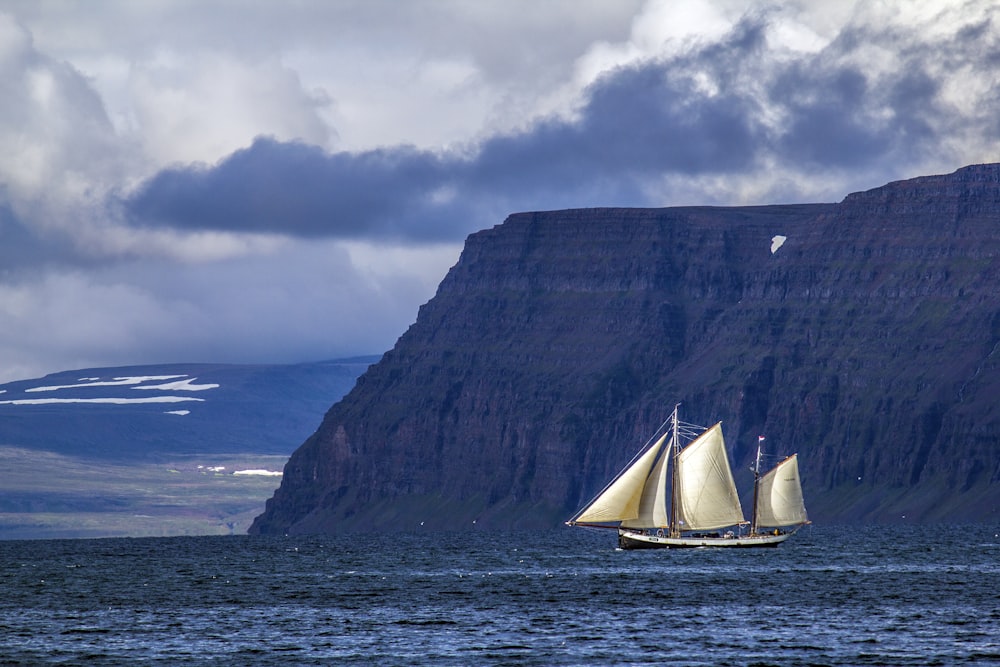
[1,524,998,665]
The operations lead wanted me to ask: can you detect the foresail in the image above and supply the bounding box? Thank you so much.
[621,433,671,528]
[674,423,746,530]
[755,454,808,527]
[571,431,670,525]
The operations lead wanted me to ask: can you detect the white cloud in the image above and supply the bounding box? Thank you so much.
[0,13,123,210]
[5,1,647,156]
[128,52,333,166]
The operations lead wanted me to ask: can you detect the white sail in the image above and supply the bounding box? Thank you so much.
[755,454,808,527]
[572,431,670,524]
[621,434,671,528]
[674,423,746,530]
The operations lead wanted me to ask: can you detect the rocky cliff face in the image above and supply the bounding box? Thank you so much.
[250,165,1000,534]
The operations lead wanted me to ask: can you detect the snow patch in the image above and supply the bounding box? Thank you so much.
[770,235,787,253]
[27,375,187,392]
[133,377,219,392]
[234,469,283,477]
[0,396,205,405]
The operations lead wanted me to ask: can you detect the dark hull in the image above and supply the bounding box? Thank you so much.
[618,529,790,549]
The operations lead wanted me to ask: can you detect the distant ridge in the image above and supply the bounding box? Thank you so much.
[0,357,378,539]
[0,357,379,460]
[252,165,1000,534]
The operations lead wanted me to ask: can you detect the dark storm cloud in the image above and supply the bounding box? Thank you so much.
[470,58,761,194]
[124,12,998,242]
[770,22,951,169]
[126,139,470,241]
[772,64,891,167]
[124,19,771,241]
[463,18,769,207]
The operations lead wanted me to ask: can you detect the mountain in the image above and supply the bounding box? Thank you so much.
[0,358,378,459]
[251,165,1000,535]
[0,357,376,538]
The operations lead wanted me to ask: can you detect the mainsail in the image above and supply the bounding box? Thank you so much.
[673,423,746,531]
[754,454,808,527]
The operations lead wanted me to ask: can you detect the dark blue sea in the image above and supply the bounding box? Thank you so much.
[1,524,998,665]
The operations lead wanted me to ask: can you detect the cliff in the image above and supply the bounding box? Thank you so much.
[251,164,1000,534]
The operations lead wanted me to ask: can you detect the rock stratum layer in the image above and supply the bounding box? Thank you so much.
[251,165,1000,534]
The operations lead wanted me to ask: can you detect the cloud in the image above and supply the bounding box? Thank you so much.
[0,14,122,208]
[9,1,644,157]
[469,22,767,198]
[0,201,69,270]
[125,139,467,242]
[122,19,771,242]
[0,238,453,383]
[127,53,334,167]
[22,1,1000,253]
[123,6,1000,243]
[2,0,1000,384]
[768,20,954,170]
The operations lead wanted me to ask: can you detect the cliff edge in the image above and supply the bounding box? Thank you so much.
[251,165,1000,534]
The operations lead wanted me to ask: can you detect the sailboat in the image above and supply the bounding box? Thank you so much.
[566,405,809,549]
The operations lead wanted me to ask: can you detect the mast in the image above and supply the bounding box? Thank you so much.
[668,403,680,538]
[750,435,763,536]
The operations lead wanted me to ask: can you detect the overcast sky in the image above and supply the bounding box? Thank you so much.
[1,0,998,382]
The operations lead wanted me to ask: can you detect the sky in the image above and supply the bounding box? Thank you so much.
[1,0,999,383]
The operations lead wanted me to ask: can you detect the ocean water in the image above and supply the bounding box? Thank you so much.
[1,524,998,665]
